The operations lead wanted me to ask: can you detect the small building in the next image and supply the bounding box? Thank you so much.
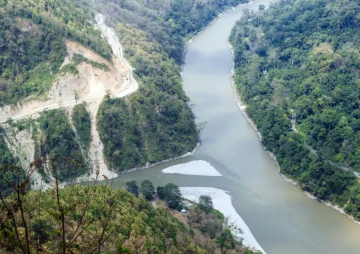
[181,209,187,213]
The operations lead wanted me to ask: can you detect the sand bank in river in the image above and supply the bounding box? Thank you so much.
[180,187,265,254]
[162,160,222,176]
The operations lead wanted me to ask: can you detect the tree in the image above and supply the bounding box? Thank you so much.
[198,195,213,214]
[140,179,154,200]
[125,180,139,197]
[164,183,182,209]
[258,4,265,10]
[157,186,165,199]
[31,218,53,244]
[0,159,116,254]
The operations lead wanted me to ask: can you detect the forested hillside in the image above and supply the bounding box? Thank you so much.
[98,0,250,64]
[0,0,112,186]
[0,127,17,194]
[96,0,250,171]
[0,0,252,179]
[0,183,260,253]
[230,0,360,220]
[36,110,89,182]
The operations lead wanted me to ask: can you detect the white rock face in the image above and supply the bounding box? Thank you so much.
[180,187,265,254]
[162,160,222,176]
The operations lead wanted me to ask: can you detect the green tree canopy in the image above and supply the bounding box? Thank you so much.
[164,183,182,209]
[125,180,139,197]
[157,186,166,200]
[198,195,214,214]
[140,179,154,200]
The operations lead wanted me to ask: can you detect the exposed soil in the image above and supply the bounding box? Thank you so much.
[1,15,139,185]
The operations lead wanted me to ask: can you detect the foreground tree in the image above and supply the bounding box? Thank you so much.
[198,195,213,214]
[125,180,139,197]
[140,180,154,200]
[0,159,116,254]
[157,186,166,199]
[258,4,265,10]
[164,183,182,209]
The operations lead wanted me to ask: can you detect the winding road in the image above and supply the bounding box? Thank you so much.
[0,13,138,124]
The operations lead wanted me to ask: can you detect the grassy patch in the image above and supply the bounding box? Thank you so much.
[23,63,55,96]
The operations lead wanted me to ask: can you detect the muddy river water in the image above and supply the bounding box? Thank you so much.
[89,1,360,253]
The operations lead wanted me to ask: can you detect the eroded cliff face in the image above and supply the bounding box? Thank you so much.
[0,39,128,123]
[1,35,134,187]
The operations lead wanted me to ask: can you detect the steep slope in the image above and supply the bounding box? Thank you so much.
[230,0,360,221]
[0,185,261,253]
[0,32,131,186]
[0,16,134,187]
[95,0,251,171]
[0,0,111,106]
[0,0,115,187]
[97,0,251,64]
[1,0,252,185]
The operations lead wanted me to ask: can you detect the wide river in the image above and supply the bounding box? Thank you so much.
[95,1,360,253]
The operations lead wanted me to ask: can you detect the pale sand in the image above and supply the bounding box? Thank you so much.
[162,160,222,176]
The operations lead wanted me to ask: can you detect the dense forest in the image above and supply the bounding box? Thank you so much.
[72,103,91,148]
[0,127,17,195]
[230,0,360,220]
[97,0,250,64]
[0,180,260,253]
[97,0,250,171]
[36,110,88,182]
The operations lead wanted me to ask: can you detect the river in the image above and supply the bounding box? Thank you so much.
[88,1,360,253]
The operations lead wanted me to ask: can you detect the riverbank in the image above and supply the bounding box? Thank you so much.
[180,187,266,253]
[185,0,257,54]
[68,142,201,187]
[227,40,360,226]
[118,143,200,175]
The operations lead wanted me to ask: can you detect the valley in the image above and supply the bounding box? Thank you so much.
[2,0,360,253]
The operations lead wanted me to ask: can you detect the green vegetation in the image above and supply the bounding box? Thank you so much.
[61,53,110,75]
[230,0,360,220]
[0,184,208,253]
[198,195,214,214]
[186,196,262,253]
[163,183,183,210]
[98,0,251,171]
[0,128,15,166]
[157,183,183,210]
[72,103,91,148]
[36,109,88,182]
[99,0,250,64]
[98,89,198,171]
[125,180,139,197]
[98,97,147,170]
[0,169,260,254]
[130,180,183,209]
[0,128,17,195]
[60,63,79,75]
[0,0,111,105]
[140,179,155,200]
[72,53,110,71]
[96,19,200,170]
